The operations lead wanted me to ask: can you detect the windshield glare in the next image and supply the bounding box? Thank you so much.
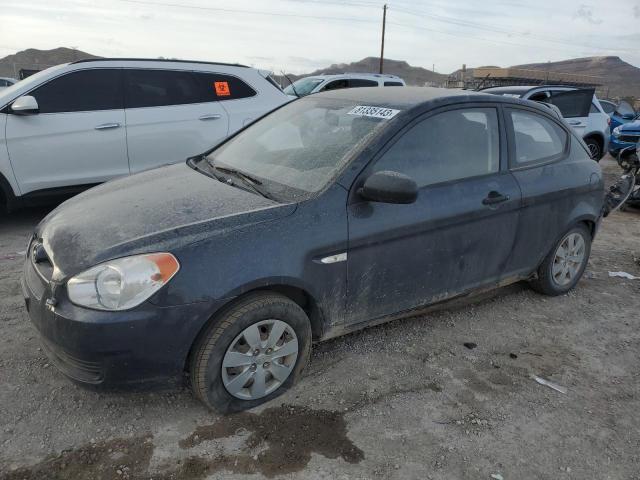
[283,77,324,96]
[205,98,388,200]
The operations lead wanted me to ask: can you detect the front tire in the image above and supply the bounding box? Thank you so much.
[190,292,312,413]
[529,224,591,296]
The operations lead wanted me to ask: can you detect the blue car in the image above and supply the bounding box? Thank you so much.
[610,117,640,156]
[600,100,637,131]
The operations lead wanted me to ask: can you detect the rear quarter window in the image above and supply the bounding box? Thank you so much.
[193,72,257,101]
[508,109,567,166]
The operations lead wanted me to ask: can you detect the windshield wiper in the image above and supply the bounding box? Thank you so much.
[215,165,263,186]
[208,160,274,200]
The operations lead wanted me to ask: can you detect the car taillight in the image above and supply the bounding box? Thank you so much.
[607,117,611,125]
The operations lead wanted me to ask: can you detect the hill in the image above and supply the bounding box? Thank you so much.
[514,56,640,98]
[0,47,99,78]
[274,57,448,87]
[1,48,638,100]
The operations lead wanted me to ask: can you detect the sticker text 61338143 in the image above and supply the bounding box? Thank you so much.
[347,105,401,120]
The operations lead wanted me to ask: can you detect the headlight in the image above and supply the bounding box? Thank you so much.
[612,126,621,137]
[67,253,179,311]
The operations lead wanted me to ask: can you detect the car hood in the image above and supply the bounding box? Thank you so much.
[36,162,296,279]
[619,119,640,132]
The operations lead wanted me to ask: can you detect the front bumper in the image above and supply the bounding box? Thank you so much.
[608,135,638,155]
[22,255,225,388]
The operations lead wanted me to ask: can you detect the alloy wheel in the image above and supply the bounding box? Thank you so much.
[221,319,298,400]
[588,142,601,159]
[551,232,586,286]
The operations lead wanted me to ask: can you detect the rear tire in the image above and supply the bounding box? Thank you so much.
[529,224,591,296]
[585,137,602,161]
[190,292,312,413]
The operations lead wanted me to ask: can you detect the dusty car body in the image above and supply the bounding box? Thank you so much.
[22,87,604,412]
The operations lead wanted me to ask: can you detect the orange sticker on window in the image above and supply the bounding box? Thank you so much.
[214,81,231,96]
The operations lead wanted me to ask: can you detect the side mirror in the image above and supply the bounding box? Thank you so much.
[11,95,39,115]
[621,113,635,120]
[358,170,418,204]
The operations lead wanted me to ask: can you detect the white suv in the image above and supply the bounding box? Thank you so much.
[0,59,290,212]
[283,73,405,97]
[483,85,610,160]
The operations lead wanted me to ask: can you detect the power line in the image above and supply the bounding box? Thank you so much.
[117,0,635,58]
[391,4,636,54]
[119,0,378,24]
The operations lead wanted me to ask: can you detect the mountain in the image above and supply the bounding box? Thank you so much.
[284,55,640,100]
[275,57,448,87]
[0,47,99,78]
[513,56,640,98]
[1,48,638,100]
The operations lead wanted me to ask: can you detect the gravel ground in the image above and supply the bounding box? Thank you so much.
[1,157,639,479]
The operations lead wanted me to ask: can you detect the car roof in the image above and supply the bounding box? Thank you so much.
[308,73,403,81]
[312,86,514,107]
[71,58,250,68]
[482,85,584,95]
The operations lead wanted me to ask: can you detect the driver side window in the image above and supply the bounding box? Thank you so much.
[372,108,500,188]
[322,79,349,91]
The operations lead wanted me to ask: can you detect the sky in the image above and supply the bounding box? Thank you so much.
[0,0,638,74]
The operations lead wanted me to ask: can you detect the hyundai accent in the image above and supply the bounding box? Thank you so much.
[22,87,604,412]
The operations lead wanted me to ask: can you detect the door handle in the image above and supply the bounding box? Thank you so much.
[94,123,121,130]
[482,191,510,205]
[568,121,583,126]
[199,114,222,121]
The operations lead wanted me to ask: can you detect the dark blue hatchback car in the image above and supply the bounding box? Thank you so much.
[23,87,604,412]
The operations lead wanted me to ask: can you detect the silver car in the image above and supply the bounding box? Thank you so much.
[483,85,610,160]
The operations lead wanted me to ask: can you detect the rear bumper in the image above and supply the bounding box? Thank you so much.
[22,259,226,389]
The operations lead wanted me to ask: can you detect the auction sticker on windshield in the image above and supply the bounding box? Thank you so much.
[348,105,400,120]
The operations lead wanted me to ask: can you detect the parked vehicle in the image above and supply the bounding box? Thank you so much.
[604,145,640,214]
[610,118,640,156]
[483,85,610,160]
[600,99,637,131]
[283,73,405,97]
[0,77,17,88]
[0,59,290,212]
[23,87,603,412]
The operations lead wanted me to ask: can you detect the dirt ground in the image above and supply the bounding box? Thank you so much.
[1,156,639,480]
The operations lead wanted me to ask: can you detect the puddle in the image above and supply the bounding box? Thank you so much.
[1,405,362,480]
[177,404,364,478]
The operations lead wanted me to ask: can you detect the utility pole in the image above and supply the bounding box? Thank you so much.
[379,4,387,74]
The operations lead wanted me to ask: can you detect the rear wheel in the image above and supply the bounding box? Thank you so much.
[585,137,602,161]
[190,292,312,413]
[529,224,591,296]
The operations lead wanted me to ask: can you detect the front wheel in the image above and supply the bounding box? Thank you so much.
[190,292,312,413]
[529,224,592,296]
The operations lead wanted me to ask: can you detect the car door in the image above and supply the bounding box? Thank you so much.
[345,105,521,325]
[5,68,128,195]
[504,106,577,274]
[123,69,229,174]
[205,72,272,135]
[546,88,594,138]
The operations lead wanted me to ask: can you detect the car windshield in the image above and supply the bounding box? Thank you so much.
[0,64,67,107]
[283,77,324,97]
[203,97,390,201]
[617,100,636,117]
